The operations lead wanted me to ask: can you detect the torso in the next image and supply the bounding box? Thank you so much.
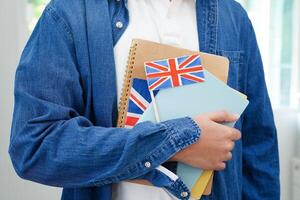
[113,0,199,199]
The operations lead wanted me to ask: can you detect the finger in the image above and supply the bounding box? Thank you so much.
[225,141,235,152]
[223,152,233,161]
[220,126,241,141]
[229,129,241,141]
[215,162,226,171]
[206,111,239,123]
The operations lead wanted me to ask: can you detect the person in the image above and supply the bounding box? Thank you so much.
[9,0,280,200]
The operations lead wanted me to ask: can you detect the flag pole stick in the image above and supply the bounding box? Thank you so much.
[150,90,160,122]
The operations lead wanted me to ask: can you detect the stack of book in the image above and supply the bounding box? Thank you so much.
[117,39,249,199]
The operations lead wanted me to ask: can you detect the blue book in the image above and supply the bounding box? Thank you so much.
[138,69,249,195]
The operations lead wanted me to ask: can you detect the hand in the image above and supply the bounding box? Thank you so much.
[170,111,241,171]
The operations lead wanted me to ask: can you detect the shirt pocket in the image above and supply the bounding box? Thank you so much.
[215,50,246,93]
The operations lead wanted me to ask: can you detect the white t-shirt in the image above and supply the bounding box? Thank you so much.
[113,0,199,199]
[114,0,199,103]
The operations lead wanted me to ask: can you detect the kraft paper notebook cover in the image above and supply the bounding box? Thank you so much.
[138,69,249,199]
[117,39,229,127]
[117,39,230,196]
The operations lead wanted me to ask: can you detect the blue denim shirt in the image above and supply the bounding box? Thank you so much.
[9,0,280,199]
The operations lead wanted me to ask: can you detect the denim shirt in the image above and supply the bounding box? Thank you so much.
[9,0,280,199]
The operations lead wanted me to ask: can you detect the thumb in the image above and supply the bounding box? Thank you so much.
[206,111,239,123]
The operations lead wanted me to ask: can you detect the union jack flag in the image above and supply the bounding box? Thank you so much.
[125,78,157,128]
[144,54,205,91]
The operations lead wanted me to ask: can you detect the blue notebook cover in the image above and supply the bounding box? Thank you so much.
[138,69,249,189]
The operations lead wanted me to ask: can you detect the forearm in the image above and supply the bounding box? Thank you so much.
[9,93,200,188]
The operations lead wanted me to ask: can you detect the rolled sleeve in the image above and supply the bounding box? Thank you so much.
[93,117,201,186]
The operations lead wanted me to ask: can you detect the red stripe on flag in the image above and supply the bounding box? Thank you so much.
[130,94,147,110]
[178,54,199,69]
[177,66,203,74]
[168,58,180,87]
[146,66,203,79]
[147,71,171,78]
[149,77,168,90]
[181,74,205,83]
[125,116,140,126]
[145,62,169,72]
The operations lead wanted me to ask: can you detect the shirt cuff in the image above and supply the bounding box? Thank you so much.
[132,117,201,176]
[160,116,201,154]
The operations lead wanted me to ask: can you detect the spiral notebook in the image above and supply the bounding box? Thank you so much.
[117,39,231,197]
[117,39,229,127]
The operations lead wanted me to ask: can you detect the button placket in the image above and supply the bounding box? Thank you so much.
[115,21,123,29]
[161,2,181,47]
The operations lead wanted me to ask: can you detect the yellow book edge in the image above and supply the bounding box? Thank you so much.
[191,170,213,199]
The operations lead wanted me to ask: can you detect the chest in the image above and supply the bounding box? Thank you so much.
[82,0,246,125]
[113,0,200,103]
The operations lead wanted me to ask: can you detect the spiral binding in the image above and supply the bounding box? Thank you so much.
[117,41,138,127]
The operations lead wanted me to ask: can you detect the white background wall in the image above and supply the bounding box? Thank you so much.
[0,1,298,200]
[275,109,299,200]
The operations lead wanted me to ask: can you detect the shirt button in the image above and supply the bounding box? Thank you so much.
[115,21,123,29]
[144,161,151,168]
[180,191,188,198]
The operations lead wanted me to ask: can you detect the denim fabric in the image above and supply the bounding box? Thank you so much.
[9,0,280,199]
